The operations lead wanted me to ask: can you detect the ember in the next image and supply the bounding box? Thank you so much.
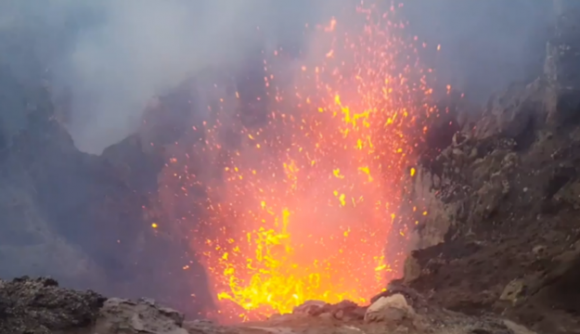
[160,3,436,322]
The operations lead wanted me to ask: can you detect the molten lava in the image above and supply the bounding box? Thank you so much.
[159,2,437,322]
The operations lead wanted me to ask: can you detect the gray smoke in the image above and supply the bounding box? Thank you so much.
[401,0,554,103]
[51,0,320,153]
[1,1,556,153]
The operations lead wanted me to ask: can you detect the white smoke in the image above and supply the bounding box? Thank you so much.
[54,0,288,153]
[0,1,553,152]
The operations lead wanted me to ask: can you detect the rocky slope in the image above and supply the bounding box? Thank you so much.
[397,6,580,334]
[0,24,212,315]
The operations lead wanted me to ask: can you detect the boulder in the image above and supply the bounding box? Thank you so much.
[291,300,365,321]
[292,300,329,316]
[94,298,188,334]
[0,276,105,334]
[500,280,525,306]
[364,294,414,323]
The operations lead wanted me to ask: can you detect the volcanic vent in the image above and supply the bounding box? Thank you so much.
[159,3,439,321]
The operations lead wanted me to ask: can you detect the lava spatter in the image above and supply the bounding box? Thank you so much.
[159,2,437,322]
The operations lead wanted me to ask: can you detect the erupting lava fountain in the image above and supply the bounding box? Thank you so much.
[160,2,439,322]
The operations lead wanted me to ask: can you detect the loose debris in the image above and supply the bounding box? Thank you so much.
[0,276,105,334]
[0,276,536,334]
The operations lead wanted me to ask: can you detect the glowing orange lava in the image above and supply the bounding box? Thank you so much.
[160,2,436,322]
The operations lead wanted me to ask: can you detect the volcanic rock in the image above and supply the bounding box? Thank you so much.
[322,300,365,321]
[477,81,543,145]
[291,300,365,321]
[0,276,538,334]
[531,245,548,259]
[403,255,422,283]
[0,28,213,312]
[0,276,217,334]
[292,300,329,316]
[184,319,236,334]
[499,280,525,306]
[0,276,105,334]
[95,298,188,334]
[364,294,414,323]
[393,8,580,332]
[545,1,580,125]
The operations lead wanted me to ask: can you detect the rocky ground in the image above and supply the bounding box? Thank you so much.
[0,276,536,334]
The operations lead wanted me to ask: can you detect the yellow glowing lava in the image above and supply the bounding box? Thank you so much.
[158,2,438,322]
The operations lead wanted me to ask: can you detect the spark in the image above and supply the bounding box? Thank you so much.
[158,3,435,322]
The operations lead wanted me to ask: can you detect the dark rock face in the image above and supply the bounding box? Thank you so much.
[0,276,208,334]
[0,277,105,333]
[545,1,580,126]
[0,72,156,291]
[0,24,212,316]
[397,8,580,333]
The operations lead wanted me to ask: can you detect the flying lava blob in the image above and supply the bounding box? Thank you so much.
[159,2,438,322]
